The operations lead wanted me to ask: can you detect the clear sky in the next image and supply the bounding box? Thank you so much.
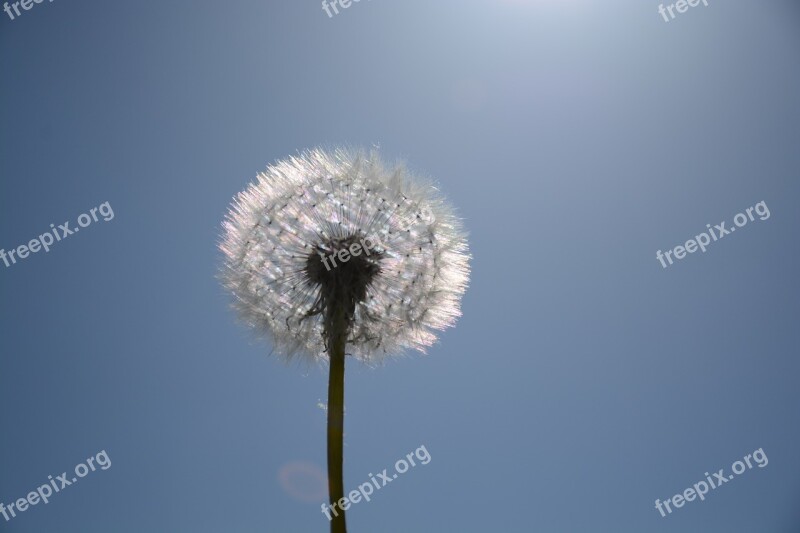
[1,0,799,531]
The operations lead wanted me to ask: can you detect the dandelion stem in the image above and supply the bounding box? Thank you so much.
[327,305,348,533]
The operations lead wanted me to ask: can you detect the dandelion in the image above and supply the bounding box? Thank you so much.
[220,148,470,532]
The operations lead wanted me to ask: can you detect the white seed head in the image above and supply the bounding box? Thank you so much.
[220,148,470,364]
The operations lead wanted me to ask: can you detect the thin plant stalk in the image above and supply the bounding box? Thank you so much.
[326,306,348,533]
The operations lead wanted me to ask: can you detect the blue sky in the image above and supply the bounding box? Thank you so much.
[1,1,799,531]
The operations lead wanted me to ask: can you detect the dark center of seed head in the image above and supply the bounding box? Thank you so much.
[305,234,383,333]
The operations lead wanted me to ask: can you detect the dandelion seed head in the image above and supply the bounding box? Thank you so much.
[220,148,470,364]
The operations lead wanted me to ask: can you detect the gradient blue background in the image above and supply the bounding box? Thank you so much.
[2,1,799,531]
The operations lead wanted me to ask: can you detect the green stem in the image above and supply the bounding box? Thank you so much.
[327,307,347,533]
